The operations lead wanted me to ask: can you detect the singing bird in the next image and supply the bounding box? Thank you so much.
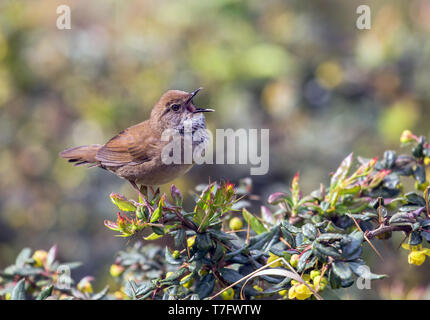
[59,88,214,198]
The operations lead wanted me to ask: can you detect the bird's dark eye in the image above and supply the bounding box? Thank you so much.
[171,104,181,111]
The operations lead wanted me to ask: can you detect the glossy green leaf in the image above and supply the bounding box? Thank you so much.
[242,208,268,235]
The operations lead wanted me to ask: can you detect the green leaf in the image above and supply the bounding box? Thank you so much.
[150,207,161,223]
[340,185,361,195]
[242,208,268,235]
[196,233,212,252]
[316,233,344,242]
[219,268,244,284]
[36,285,53,300]
[330,153,353,191]
[208,229,236,241]
[46,245,57,269]
[348,261,387,280]
[196,274,215,299]
[161,268,187,283]
[15,248,32,267]
[92,285,109,300]
[297,250,312,273]
[11,279,26,300]
[165,247,183,265]
[174,229,186,247]
[110,193,137,212]
[389,212,414,225]
[405,192,426,206]
[144,232,163,241]
[328,268,341,289]
[313,242,342,259]
[302,223,317,240]
[332,261,353,281]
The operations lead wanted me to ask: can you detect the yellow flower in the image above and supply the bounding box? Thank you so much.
[402,243,430,266]
[267,252,283,268]
[290,254,300,268]
[221,288,235,300]
[187,235,196,248]
[288,283,313,300]
[32,250,48,267]
[408,251,427,266]
[229,217,243,231]
[109,264,124,277]
[424,157,430,166]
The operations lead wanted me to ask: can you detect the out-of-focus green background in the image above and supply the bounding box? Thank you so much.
[1,0,430,299]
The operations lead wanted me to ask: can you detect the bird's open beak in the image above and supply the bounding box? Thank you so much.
[186,87,203,104]
[193,107,215,113]
[186,87,215,113]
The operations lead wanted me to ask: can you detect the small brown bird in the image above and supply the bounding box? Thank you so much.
[60,88,214,199]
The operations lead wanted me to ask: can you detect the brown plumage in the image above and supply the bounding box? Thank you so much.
[60,89,213,194]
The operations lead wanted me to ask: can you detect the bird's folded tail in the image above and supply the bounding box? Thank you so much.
[59,144,102,168]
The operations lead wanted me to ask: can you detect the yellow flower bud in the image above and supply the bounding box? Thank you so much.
[172,250,180,259]
[415,180,429,192]
[187,235,196,248]
[310,270,321,281]
[229,217,243,231]
[313,275,328,291]
[165,271,174,279]
[253,285,263,298]
[290,254,300,268]
[278,289,288,296]
[5,292,11,300]
[181,274,194,289]
[110,264,124,277]
[253,285,263,292]
[302,274,311,282]
[267,252,283,268]
[400,130,414,144]
[425,157,430,166]
[32,250,48,267]
[198,269,208,276]
[77,277,93,294]
[221,288,235,300]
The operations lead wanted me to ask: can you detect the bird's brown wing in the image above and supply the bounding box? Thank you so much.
[95,122,156,167]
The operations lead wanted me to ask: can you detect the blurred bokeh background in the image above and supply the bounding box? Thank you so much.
[1,0,430,299]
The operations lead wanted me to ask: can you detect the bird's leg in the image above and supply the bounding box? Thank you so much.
[149,186,160,199]
[128,180,154,218]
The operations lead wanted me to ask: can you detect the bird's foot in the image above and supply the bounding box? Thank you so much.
[128,181,155,218]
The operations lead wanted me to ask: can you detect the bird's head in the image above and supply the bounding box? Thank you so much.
[150,88,214,132]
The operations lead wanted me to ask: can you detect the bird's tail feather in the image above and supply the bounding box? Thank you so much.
[59,144,102,167]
